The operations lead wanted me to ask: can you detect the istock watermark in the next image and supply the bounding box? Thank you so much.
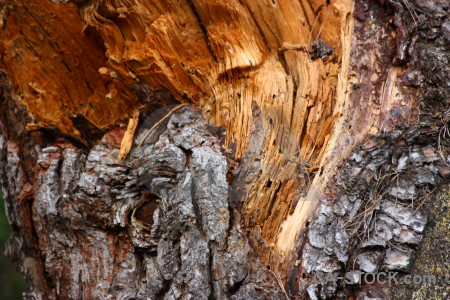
[312,271,437,285]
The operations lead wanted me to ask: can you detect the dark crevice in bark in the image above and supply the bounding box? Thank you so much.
[69,114,107,147]
[226,267,248,297]
[155,279,171,300]
[207,241,216,300]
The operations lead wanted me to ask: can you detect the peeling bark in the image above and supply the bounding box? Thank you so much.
[0,0,448,299]
[1,99,285,299]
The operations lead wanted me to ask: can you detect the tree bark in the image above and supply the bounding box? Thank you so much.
[0,0,448,299]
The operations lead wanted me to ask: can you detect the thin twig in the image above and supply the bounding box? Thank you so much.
[412,189,434,214]
[401,0,419,26]
[270,270,291,300]
[315,8,331,41]
[307,10,321,49]
[136,104,188,149]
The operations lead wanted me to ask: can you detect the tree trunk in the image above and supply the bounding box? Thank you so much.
[0,0,448,299]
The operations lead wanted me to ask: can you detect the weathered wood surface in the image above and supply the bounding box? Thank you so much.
[0,0,448,299]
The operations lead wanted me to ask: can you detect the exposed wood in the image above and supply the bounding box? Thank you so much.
[118,110,140,161]
[0,0,139,139]
[73,0,358,273]
[0,0,448,299]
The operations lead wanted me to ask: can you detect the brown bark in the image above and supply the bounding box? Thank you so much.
[0,0,448,299]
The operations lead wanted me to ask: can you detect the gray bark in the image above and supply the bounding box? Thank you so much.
[0,98,284,299]
[295,1,450,298]
[0,0,449,299]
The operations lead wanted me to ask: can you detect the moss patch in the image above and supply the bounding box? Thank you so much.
[393,184,450,300]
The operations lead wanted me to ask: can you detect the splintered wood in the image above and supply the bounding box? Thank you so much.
[117,110,140,161]
[74,0,356,273]
[0,0,139,138]
[1,0,357,278]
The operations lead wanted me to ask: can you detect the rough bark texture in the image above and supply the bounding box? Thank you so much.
[0,0,448,299]
[0,98,284,299]
[294,0,450,298]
